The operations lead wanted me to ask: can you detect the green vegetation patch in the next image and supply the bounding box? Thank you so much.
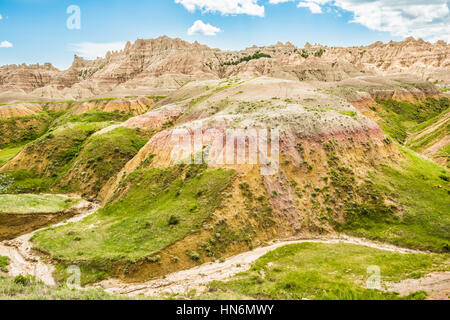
[0,122,111,194]
[339,110,357,118]
[439,145,450,157]
[34,121,110,172]
[406,108,449,154]
[66,110,132,124]
[0,112,55,148]
[50,110,132,129]
[0,143,27,167]
[0,256,10,273]
[336,148,450,252]
[57,127,149,196]
[0,194,81,214]
[206,243,447,300]
[0,275,129,300]
[222,51,271,66]
[374,98,449,144]
[87,97,117,103]
[32,165,235,283]
[146,95,168,103]
[0,170,53,194]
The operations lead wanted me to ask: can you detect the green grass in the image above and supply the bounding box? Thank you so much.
[0,256,10,272]
[374,98,449,144]
[56,127,149,196]
[406,108,449,154]
[203,243,447,300]
[0,112,53,148]
[0,170,54,194]
[0,194,81,214]
[439,145,450,157]
[339,110,357,118]
[409,107,450,133]
[0,275,131,300]
[52,110,132,128]
[87,97,117,103]
[222,51,271,66]
[0,143,27,167]
[38,122,111,165]
[146,95,168,103]
[32,165,235,284]
[66,110,131,123]
[0,122,112,194]
[408,123,448,152]
[336,147,450,252]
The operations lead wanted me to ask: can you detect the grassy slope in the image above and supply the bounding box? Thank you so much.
[0,194,80,214]
[406,108,449,164]
[50,110,132,129]
[0,143,27,167]
[337,147,450,252]
[374,98,449,144]
[204,243,448,300]
[56,126,149,196]
[32,165,235,283]
[0,111,59,148]
[0,276,129,300]
[0,110,145,197]
[0,121,113,194]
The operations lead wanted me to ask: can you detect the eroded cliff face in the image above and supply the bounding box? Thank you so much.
[0,63,59,92]
[1,36,449,100]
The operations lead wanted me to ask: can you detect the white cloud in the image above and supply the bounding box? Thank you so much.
[188,20,223,36]
[297,2,323,13]
[0,14,3,20]
[69,42,126,59]
[334,0,450,42]
[269,0,329,12]
[175,0,265,17]
[268,0,294,3]
[0,41,13,48]
[269,0,450,42]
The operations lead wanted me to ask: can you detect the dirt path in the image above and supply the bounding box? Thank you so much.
[386,272,450,300]
[0,199,99,286]
[94,235,429,297]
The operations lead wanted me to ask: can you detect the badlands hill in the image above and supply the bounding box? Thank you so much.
[0,36,448,287]
[0,36,449,101]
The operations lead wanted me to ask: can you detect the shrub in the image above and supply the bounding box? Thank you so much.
[222,51,271,66]
[168,215,180,226]
[0,256,10,272]
[13,274,35,286]
[187,251,202,263]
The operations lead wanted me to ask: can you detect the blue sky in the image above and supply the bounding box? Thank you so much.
[0,0,449,69]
